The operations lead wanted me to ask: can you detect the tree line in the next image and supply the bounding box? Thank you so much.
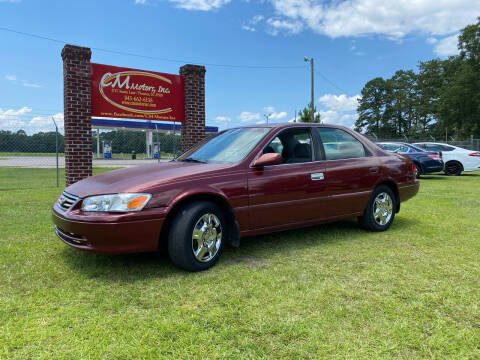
[355,18,480,139]
[0,130,64,153]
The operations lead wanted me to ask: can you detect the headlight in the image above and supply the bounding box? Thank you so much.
[81,193,151,212]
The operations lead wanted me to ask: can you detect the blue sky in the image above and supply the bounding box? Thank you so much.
[0,0,479,134]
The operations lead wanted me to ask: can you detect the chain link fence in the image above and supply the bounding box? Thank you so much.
[0,125,182,169]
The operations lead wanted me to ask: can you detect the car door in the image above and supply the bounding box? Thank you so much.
[315,127,379,218]
[247,127,327,230]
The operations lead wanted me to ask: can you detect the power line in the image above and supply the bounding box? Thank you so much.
[314,68,348,93]
[302,61,349,94]
[0,26,305,70]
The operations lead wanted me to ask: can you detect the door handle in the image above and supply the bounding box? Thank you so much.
[311,173,324,181]
[369,167,379,174]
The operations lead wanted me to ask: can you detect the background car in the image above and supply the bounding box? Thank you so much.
[376,142,443,178]
[413,142,480,176]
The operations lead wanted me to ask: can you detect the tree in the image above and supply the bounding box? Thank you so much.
[355,18,480,138]
[458,17,480,64]
[298,106,320,123]
[355,77,386,136]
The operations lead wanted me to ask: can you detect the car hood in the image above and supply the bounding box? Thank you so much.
[65,161,235,198]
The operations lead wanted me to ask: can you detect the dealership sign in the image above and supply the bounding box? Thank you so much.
[91,63,184,122]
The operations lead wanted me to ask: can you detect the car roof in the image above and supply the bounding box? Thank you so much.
[377,141,408,145]
[231,123,351,131]
[413,142,453,146]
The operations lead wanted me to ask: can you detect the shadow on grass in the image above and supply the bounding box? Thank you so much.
[419,175,447,180]
[60,216,418,280]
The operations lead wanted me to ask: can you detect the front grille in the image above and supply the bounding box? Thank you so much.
[57,192,78,211]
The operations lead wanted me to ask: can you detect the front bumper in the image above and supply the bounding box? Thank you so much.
[52,204,167,254]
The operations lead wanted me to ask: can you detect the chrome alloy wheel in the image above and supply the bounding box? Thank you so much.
[373,192,393,226]
[191,213,222,262]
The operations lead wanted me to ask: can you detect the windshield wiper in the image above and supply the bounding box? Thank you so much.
[181,157,208,163]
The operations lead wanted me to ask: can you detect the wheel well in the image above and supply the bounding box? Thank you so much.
[377,180,400,213]
[158,193,240,250]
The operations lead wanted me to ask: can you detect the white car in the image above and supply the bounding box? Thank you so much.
[413,142,480,176]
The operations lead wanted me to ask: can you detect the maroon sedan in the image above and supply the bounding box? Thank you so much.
[52,123,419,271]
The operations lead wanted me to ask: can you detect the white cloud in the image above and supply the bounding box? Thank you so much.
[426,37,438,44]
[256,120,266,124]
[270,111,287,120]
[320,110,357,128]
[242,25,256,32]
[215,115,231,122]
[22,81,42,88]
[0,107,30,130]
[269,0,480,40]
[135,0,229,10]
[433,34,459,57]
[168,0,231,11]
[318,94,360,112]
[242,14,265,32]
[238,111,261,122]
[263,106,288,120]
[251,15,264,23]
[266,18,303,35]
[29,113,64,133]
[5,74,42,88]
[0,107,64,134]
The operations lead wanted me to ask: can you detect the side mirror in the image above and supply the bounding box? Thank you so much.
[252,153,282,168]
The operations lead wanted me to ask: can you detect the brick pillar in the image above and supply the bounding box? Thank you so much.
[179,64,206,151]
[61,45,92,186]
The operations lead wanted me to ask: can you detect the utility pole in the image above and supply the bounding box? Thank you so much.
[304,57,314,123]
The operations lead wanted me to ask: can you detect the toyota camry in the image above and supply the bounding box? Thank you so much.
[52,124,419,271]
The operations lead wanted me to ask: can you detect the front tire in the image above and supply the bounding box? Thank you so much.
[444,161,462,176]
[358,185,396,232]
[168,201,226,271]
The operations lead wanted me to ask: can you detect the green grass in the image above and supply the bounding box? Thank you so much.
[0,168,479,359]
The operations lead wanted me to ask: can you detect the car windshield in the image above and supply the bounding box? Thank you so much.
[176,127,272,164]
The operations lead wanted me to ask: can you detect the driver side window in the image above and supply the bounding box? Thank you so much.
[263,128,313,164]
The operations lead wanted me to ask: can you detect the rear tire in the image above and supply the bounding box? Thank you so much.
[444,161,462,176]
[168,201,226,271]
[358,185,396,232]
